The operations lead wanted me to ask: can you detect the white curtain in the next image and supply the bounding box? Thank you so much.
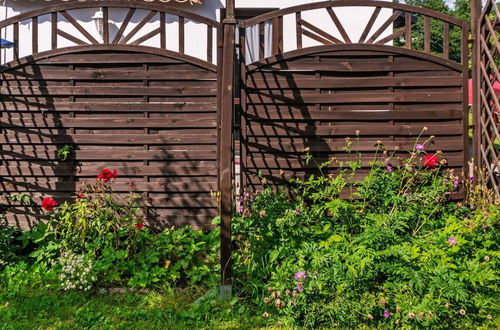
[244,22,272,64]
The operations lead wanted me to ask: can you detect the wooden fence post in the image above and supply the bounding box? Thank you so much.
[471,0,481,178]
[220,0,236,300]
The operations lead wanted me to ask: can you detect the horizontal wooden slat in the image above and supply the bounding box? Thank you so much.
[0,86,217,96]
[244,109,463,120]
[0,149,217,161]
[246,122,463,136]
[1,69,216,81]
[1,117,217,128]
[0,102,217,112]
[245,138,465,152]
[246,91,463,104]
[0,180,217,192]
[1,133,217,144]
[0,163,217,176]
[248,59,452,72]
[246,76,463,89]
[244,154,464,169]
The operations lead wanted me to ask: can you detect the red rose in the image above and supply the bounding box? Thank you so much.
[41,197,58,211]
[75,193,85,199]
[423,154,439,168]
[135,223,145,229]
[97,168,118,183]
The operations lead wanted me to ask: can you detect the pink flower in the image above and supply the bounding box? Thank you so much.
[294,271,306,281]
[297,282,303,292]
[386,165,393,173]
[97,168,118,183]
[41,197,58,212]
[448,236,457,245]
[295,208,301,214]
[416,144,425,151]
[383,310,391,318]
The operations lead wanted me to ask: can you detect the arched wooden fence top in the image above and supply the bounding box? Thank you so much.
[239,0,468,64]
[0,0,221,66]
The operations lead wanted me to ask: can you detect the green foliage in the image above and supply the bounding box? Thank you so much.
[233,149,499,328]
[56,144,73,161]
[0,223,21,270]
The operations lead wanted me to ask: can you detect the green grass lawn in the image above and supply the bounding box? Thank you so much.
[0,287,263,330]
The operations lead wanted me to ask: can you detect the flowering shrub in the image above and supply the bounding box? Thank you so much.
[35,169,220,289]
[41,197,58,212]
[58,251,96,291]
[233,146,499,328]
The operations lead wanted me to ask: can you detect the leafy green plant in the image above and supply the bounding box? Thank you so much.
[56,145,73,161]
[233,143,499,328]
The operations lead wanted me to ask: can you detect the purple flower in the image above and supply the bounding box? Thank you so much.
[383,310,391,319]
[416,144,425,151]
[448,236,457,246]
[469,176,474,185]
[295,208,301,214]
[386,165,393,173]
[482,225,489,229]
[239,206,244,213]
[453,179,460,188]
[297,282,303,292]
[294,271,306,281]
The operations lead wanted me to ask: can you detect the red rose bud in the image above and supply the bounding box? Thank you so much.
[97,168,118,183]
[135,223,145,229]
[41,197,58,211]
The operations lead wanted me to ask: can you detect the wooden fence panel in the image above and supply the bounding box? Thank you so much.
[241,47,468,192]
[1,49,218,229]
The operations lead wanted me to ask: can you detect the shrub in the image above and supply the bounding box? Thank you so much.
[0,221,21,270]
[233,147,499,328]
[35,169,220,289]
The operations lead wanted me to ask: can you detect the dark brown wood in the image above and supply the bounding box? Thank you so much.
[57,29,88,46]
[179,16,185,55]
[207,25,213,63]
[240,44,468,196]
[367,10,402,44]
[60,11,99,44]
[103,7,110,44]
[359,7,381,43]
[160,12,166,49]
[51,12,57,50]
[0,48,220,230]
[298,19,343,44]
[130,28,161,46]
[13,22,19,60]
[112,8,136,44]
[327,7,351,43]
[240,1,463,28]
[296,12,303,49]
[424,16,431,53]
[220,10,236,286]
[443,22,450,59]
[120,10,157,45]
[405,12,412,48]
[32,17,38,54]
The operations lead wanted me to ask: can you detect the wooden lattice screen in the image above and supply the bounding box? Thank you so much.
[0,2,221,229]
[473,0,500,197]
[239,1,469,193]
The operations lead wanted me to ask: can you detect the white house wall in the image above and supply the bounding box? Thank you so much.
[0,0,391,64]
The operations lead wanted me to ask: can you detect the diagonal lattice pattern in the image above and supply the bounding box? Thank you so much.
[475,0,500,197]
